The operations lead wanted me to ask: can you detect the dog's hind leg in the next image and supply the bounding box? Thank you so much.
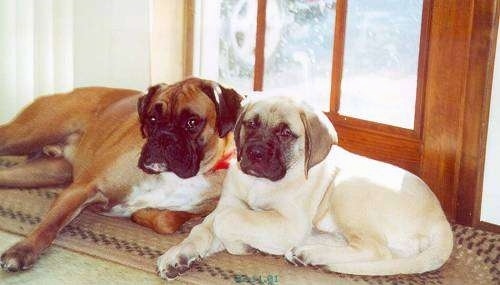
[0,157,72,188]
[285,233,392,267]
[0,94,86,156]
[131,208,199,234]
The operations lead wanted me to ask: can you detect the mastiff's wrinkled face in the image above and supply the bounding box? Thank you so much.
[234,96,337,181]
[137,77,243,178]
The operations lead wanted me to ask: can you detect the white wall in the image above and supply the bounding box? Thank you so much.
[73,0,151,90]
[150,0,186,85]
[0,0,73,124]
[481,28,500,225]
[0,0,186,124]
[73,0,187,90]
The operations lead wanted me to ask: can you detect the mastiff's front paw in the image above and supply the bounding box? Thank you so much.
[157,242,200,280]
[0,242,39,272]
[285,247,310,267]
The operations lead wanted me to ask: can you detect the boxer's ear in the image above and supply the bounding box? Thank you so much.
[201,82,245,138]
[300,108,337,178]
[138,83,165,137]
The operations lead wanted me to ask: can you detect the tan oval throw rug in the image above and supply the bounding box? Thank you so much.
[0,157,498,285]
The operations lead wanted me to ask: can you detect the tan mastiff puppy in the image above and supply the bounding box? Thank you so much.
[157,96,453,279]
[0,77,243,272]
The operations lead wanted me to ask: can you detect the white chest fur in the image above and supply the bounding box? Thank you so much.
[104,171,225,217]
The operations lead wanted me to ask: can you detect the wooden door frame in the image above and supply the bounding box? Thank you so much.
[454,0,500,231]
[420,0,499,230]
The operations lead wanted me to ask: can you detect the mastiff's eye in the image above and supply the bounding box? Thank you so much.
[278,126,296,139]
[245,120,258,129]
[149,116,157,123]
[185,117,200,130]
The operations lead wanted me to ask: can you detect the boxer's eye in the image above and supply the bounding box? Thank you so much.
[149,116,157,124]
[185,117,200,130]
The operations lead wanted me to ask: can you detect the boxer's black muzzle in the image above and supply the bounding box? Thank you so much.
[139,129,201,178]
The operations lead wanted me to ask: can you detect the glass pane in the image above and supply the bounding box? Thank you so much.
[197,0,257,90]
[263,0,335,111]
[339,0,423,129]
[217,0,257,90]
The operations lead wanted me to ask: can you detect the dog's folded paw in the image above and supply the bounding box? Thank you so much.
[157,242,200,280]
[0,243,38,272]
[284,248,309,267]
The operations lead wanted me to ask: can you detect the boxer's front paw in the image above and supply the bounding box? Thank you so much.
[157,242,200,280]
[285,247,310,267]
[1,242,38,272]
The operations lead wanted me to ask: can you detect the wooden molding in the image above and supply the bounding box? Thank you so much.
[330,113,419,140]
[253,0,267,91]
[419,0,476,220]
[183,0,196,78]
[329,117,421,174]
[456,0,500,226]
[413,0,432,138]
[330,0,347,113]
[477,221,500,234]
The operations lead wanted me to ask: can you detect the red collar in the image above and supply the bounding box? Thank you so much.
[210,150,235,172]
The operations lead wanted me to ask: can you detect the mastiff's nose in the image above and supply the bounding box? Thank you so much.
[247,144,267,162]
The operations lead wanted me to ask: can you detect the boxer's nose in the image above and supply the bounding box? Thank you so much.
[143,162,168,173]
[139,151,169,174]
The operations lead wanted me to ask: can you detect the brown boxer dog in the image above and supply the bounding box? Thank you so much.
[0,77,243,272]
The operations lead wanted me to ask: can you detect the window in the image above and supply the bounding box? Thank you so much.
[262,0,334,111]
[193,0,425,129]
[339,0,423,128]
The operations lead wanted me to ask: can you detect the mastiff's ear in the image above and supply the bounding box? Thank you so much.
[200,81,245,138]
[138,83,165,137]
[233,105,249,161]
[300,108,338,178]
